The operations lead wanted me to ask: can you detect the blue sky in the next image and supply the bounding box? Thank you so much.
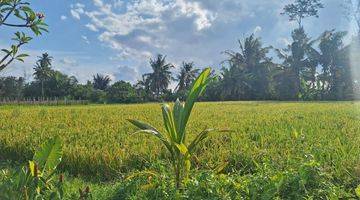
[0,0,353,84]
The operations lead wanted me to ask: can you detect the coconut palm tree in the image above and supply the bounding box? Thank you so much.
[222,34,273,100]
[144,54,174,98]
[33,53,53,99]
[175,62,199,92]
[275,28,314,100]
[92,74,111,90]
[307,30,350,99]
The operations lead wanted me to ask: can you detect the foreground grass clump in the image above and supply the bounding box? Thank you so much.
[0,102,360,196]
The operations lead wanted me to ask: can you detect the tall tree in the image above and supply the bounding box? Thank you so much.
[135,75,151,92]
[175,62,199,92]
[0,0,47,71]
[308,30,352,99]
[281,0,324,28]
[275,28,315,100]
[277,0,324,100]
[92,74,111,90]
[222,34,274,100]
[135,74,152,101]
[144,54,174,98]
[33,53,53,98]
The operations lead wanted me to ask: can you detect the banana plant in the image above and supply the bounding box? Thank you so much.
[0,136,64,199]
[128,68,216,189]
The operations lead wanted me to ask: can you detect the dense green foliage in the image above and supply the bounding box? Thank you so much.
[0,137,64,199]
[0,137,92,199]
[0,102,360,198]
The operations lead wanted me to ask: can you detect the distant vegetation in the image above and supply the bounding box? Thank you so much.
[1,0,360,103]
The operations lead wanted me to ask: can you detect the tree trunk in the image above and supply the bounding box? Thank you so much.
[41,80,44,100]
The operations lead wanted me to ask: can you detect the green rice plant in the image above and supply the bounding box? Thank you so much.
[1,98,360,195]
[128,68,216,189]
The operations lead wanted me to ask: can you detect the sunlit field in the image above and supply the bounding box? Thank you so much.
[1,102,360,198]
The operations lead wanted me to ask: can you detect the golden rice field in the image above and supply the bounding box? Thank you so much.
[0,101,360,187]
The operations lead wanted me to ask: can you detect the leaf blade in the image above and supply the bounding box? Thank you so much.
[33,136,62,173]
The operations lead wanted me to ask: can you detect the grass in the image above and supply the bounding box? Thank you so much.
[0,102,360,198]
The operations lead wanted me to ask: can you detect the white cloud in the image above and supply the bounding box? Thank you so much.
[112,65,139,83]
[253,26,262,34]
[137,35,152,44]
[70,3,85,20]
[85,23,99,31]
[112,0,124,8]
[70,0,216,63]
[174,0,216,30]
[81,35,90,44]
[60,15,67,20]
[59,57,78,66]
[93,0,104,7]
[70,10,81,20]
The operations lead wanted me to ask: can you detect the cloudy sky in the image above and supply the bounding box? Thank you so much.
[0,0,353,83]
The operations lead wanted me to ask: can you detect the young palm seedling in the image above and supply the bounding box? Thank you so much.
[128,68,218,189]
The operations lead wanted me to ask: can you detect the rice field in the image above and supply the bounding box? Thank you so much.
[1,102,360,198]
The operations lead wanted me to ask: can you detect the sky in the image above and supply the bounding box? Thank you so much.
[0,0,353,84]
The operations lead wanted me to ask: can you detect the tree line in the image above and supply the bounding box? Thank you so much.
[1,0,360,103]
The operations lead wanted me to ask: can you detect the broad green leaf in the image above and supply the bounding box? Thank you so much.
[11,45,18,55]
[20,6,33,13]
[29,161,35,177]
[132,129,165,141]
[30,25,40,35]
[179,68,211,137]
[14,9,26,20]
[0,7,12,12]
[16,58,25,62]
[356,185,360,198]
[1,49,10,54]
[173,99,184,141]
[16,53,29,58]
[15,32,21,39]
[175,143,188,155]
[127,119,159,132]
[162,104,177,141]
[39,27,49,33]
[33,136,62,173]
